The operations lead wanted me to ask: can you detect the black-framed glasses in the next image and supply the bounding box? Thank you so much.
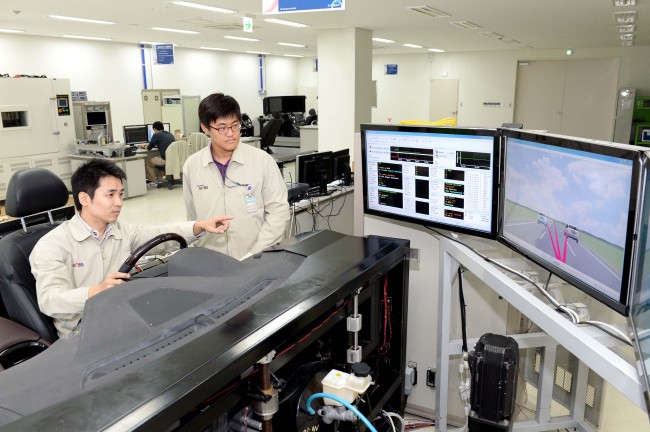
[208,123,242,135]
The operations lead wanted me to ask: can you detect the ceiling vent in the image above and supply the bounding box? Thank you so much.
[407,6,451,18]
[480,31,504,39]
[450,21,482,31]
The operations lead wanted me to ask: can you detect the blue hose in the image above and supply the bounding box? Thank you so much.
[305,392,378,432]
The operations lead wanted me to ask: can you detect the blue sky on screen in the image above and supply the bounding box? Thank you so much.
[505,141,632,247]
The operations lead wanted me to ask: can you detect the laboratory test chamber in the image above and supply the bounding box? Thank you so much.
[0,78,75,199]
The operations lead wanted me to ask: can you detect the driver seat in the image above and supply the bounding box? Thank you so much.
[0,168,71,343]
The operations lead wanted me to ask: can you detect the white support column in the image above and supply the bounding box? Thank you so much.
[316,27,372,165]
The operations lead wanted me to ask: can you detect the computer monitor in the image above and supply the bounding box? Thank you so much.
[262,96,306,115]
[123,125,149,145]
[146,123,171,141]
[86,111,107,126]
[296,151,333,196]
[636,124,650,146]
[361,124,500,239]
[499,130,644,315]
[629,154,650,415]
[331,149,351,185]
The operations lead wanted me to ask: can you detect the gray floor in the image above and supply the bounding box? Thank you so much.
[120,187,649,432]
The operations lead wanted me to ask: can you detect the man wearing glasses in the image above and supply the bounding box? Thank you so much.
[182,93,290,260]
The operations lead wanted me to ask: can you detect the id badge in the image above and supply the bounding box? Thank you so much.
[245,194,257,213]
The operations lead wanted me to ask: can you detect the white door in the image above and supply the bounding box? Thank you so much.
[429,79,459,122]
[514,59,619,140]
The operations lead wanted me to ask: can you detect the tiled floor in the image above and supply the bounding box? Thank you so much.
[112,188,650,431]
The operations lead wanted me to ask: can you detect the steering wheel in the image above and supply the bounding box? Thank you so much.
[117,233,188,274]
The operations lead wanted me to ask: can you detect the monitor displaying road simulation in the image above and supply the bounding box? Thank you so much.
[361,124,500,238]
[500,131,643,315]
[629,158,650,413]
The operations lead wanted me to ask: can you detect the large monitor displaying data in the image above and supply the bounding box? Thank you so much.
[123,125,148,145]
[500,130,644,315]
[361,124,500,238]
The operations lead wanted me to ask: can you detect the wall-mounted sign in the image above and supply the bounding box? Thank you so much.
[154,44,174,65]
[263,0,344,14]
[385,64,398,75]
[71,91,88,102]
[243,17,254,33]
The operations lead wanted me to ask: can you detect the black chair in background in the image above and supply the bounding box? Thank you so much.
[259,111,284,154]
[305,108,318,126]
[0,168,70,344]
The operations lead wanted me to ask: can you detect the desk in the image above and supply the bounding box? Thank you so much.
[435,236,645,432]
[287,185,354,237]
[241,137,261,149]
[69,154,147,199]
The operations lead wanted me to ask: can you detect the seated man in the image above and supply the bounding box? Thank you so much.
[29,158,233,338]
[140,121,175,185]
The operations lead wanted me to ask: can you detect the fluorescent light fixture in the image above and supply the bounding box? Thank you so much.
[450,21,482,31]
[614,11,637,24]
[141,41,173,46]
[152,27,199,35]
[480,31,504,39]
[264,18,309,28]
[621,40,634,46]
[246,51,270,55]
[63,34,113,41]
[403,43,423,48]
[619,33,634,41]
[277,42,306,48]
[407,6,451,18]
[612,0,636,6]
[428,48,445,53]
[224,35,259,42]
[171,1,235,13]
[200,46,230,51]
[617,24,635,33]
[372,37,395,43]
[0,28,25,34]
[49,15,115,25]
[284,54,304,58]
[565,49,573,55]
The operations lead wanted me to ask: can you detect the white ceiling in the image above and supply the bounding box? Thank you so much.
[1,1,648,56]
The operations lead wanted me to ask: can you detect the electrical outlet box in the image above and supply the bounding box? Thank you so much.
[408,248,420,262]
[426,368,436,387]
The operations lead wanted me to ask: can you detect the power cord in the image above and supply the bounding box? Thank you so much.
[424,226,632,346]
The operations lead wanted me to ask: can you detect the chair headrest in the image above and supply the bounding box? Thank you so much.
[271,110,281,120]
[5,168,69,218]
[309,108,316,116]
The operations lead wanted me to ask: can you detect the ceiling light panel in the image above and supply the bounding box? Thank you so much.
[225,35,259,41]
[621,40,634,46]
[612,0,636,6]
[171,1,235,14]
[450,21,483,30]
[247,51,270,55]
[619,33,634,41]
[63,34,113,41]
[49,15,115,25]
[277,42,306,47]
[152,27,199,34]
[403,43,423,48]
[372,38,396,43]
[0,28,25,33]
[428,48,445,52]
[407,6,451,18]
[264,18,309,28]
[200,46,230,51]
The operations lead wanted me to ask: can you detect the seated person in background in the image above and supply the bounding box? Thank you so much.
[29,158,233,338]
[140,121,175,185]
[183,92,290,260]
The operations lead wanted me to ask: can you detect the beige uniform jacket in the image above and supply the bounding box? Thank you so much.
[182,142,289,260]
[29,215,199,338]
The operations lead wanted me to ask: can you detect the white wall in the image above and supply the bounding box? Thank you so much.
[0,34,301,143]
[372,45,650,128]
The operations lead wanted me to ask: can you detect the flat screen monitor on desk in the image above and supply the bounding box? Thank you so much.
[361,124,500,239]
[146,122,171,141]
[499,130,644,315]
[296,151,333,196]
[331,149,352,186]
[123,125,148,145]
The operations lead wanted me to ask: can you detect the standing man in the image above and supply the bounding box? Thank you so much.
[182,93,290,260]
[141,121,175,185]
[30,158,232,338]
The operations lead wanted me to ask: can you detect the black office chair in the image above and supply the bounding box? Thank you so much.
[305,108,318,126]
[0,168,70,343]
[259,112,284,154]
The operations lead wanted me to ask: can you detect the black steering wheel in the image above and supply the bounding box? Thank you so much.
[118,233,188,274]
